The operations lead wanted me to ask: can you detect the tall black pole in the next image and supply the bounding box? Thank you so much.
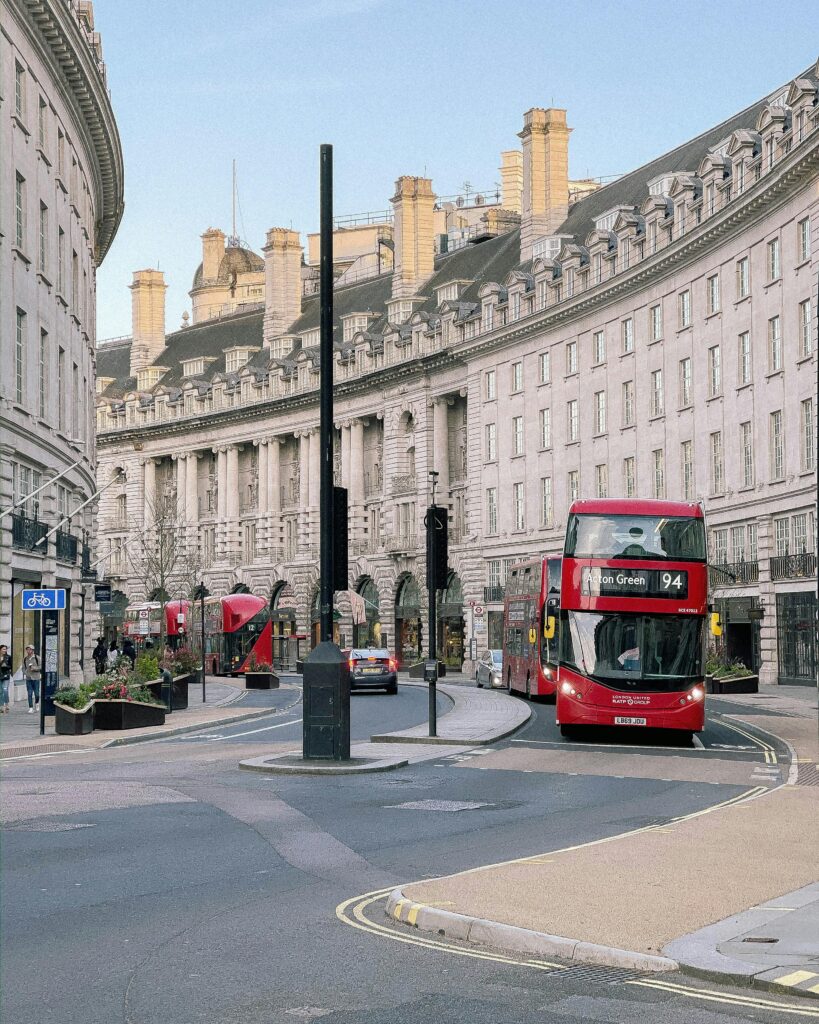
[200,584,206,703]
[319,144,334,642]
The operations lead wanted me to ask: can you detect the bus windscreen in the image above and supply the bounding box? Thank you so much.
[564,514,706,562]
[562,611,703,691]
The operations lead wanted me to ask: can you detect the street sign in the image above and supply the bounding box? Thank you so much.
[21,589,66,611]
[137,622,151,636]
[139,609,149,620]
[473,605,484,616]
[94,583,112,603]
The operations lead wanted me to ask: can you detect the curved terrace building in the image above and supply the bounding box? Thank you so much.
[1,0,124,680]
[95,64,817,684]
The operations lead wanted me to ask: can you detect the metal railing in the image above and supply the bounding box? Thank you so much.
[708,561,759,587]
[11,513,48,552]
[483,585,505,603]
[383,533,418,553]
[55,529,78,564]
[771,552,817,581]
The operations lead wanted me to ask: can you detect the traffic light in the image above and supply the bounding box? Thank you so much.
[333,486,348,591]
[426,504,449,591]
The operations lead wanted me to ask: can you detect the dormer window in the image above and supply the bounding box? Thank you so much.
[647,174,676,197]
[96,376,114,394]
[136,366,165,391]
[436,281,467,304]
[386,299,417,324]
[182,358,205,377]
[341,313,369,343]
[302,328,320,348]
[225,347,257,373]
[532,236,567,260]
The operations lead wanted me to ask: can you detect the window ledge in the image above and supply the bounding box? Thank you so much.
[620,349,635,358]
[678,403,693,412]
[647,338,662,346]
[511,453,525,460]
[706,394,723,403]
[765,370,784,380]
[36,271,53,288]
[764,277,782,289]
[12,246,32,266]
[537,380,552,387]
[795,257,811,271]
[70,312,81,327]
[591,361,606,369]
[36,145,52,167]
[797,353,815,366]
[56,175,68,194]
[621,423,636,432]
[734,293,752,306]
[799,469,816,478]
[736,382,753,393]
[56,292,68,308]
[537,447,553,454]
[738,485,755,493]
[484,459,497,466]
[12,113,31,136]
[705,310,721,321]
[593,431,608,439]
[676,324,693,334]
[566,440,580,447]
[563,373,578,381]
[648,414,665,422]
[769,477,786,484]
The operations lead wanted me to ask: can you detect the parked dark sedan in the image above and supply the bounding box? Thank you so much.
[348,648,398,694]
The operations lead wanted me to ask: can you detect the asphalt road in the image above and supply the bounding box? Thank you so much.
[1,683,808,1024]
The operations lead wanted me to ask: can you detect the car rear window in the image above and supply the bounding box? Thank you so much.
[351,649,389,660]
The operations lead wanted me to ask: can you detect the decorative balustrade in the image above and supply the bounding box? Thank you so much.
[11,513,48,552]
[383,533,418,554]
[390,474,416,495]
[708,561,759,587]
[55,530,78,564]
[770,553,816,581]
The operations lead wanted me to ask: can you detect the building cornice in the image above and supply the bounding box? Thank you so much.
[18,0,124,263]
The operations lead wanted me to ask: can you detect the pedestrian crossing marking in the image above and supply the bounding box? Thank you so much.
[775,969,818,988]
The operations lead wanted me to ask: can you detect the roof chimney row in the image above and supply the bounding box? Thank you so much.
[519,107,571,262]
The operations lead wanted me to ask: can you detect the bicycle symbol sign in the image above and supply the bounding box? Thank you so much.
[21,589,66,611]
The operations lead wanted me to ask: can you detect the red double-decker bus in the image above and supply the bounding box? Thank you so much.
[557,499,710,738]
[502,555,562,698]
[190,594,273,675]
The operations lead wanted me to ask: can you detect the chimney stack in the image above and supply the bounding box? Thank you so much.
[129,269,166,376]
[201,227,226,282]
[263,228,302,356]
[499,150,523,213]
[518,108,571,262]
[391,176,436,299]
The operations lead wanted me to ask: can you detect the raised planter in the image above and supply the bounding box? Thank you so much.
[92,699,166,730]
[145,673,193,710]
[54,701,94,735]
[245,671,279,690]
[709,673,759,695]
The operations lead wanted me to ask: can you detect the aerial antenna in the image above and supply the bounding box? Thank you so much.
[229,159,238,247]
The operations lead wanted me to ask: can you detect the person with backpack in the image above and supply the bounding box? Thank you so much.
[22,644,41,713]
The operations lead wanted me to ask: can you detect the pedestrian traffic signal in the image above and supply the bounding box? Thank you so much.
[425,504,448,591]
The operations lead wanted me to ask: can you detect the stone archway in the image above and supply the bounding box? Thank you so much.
[438,571,465,669]
[353,576,382,649]
[395,573,422,667]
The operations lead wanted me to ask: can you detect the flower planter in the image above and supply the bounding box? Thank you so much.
[711,673,758,695]
[92,699,166,730]
[146,674,193,710]
[244,671,279,690]
[54,702,94,735]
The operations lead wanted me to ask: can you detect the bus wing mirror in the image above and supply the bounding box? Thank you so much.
[543,616,556,640]
[710,612,722,637]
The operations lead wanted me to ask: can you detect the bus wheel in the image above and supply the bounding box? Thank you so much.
[560,724,577,739]
[525,675,531,699]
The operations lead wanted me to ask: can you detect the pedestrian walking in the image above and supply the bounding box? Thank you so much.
[121,636,136,668]
[92,637,108,676]
[0,644,12,713]
[106,639,119,669]
[22,644,41,713]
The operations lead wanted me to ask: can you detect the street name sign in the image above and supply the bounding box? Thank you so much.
[21,589,66,611]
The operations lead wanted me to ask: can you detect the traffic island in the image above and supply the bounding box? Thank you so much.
[239,753,409,775]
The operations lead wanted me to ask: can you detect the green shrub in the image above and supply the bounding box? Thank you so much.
[134,653,159,683]
[172,646,198,675]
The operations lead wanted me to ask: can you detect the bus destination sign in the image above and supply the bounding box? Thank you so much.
[581,567,688,599]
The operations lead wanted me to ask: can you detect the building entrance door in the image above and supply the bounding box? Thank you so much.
[776,592,817,685]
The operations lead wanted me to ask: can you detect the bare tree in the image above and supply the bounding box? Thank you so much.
[127,493,204,646]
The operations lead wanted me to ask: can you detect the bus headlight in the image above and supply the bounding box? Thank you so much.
[691,686,704,701]
[561,681,572,695]
[560,681,579,697]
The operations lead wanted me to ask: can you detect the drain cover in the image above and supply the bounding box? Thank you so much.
[385,799,492,812]
[742,936,779,943]
[547,964,642,985]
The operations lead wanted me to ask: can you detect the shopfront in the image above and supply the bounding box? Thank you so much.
[395,575,422,667]
[438,572,465,669]
[270,581,297,666]
[714,596,761,673]
[353,578,382,649]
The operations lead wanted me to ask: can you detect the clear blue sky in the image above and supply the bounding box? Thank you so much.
[94,0,817,339]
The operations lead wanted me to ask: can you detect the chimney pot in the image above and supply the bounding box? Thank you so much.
[263,228,303,356]
[129,269,167,377]
[391,176,436,299]
[519,107,571,261]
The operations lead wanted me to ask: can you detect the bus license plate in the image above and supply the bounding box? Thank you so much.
[614,716,646,726]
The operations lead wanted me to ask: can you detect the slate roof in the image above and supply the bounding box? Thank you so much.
[96,70,811,401]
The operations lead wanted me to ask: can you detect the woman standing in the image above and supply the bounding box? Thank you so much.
[0,644,12,713]
[22,644,41,713]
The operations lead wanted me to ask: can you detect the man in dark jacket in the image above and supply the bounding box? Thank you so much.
[92,638,108,676]
[121,637,136,668]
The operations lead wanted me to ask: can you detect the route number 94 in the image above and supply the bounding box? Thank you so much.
[661,572,684,590]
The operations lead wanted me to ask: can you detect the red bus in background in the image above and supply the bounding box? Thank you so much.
[502,555,562,699]
[557,499,710,738]
[122,602,162,646]
[190,594,272,675]
[165,601,191,648]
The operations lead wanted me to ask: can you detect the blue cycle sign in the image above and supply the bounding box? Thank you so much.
[21,589,66,611]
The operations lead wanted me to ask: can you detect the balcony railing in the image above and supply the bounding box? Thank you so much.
[384,532,418,553]
[771,552,817,581]
[483,585,505,603]
[349,538,381,557]
[11,513,48,552]
[391,474,416,495]
[55,530,78,564]
[709,560,759,587]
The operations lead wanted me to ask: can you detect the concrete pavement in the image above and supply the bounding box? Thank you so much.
[390,684,819,997]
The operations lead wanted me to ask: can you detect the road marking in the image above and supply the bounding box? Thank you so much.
[510,738,706,753]
[720,719,778,765]
[776,971,819,988]
[211,717,303,740]
[629,978,819,1016]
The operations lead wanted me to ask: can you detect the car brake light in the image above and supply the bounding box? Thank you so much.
[388,658,397,671]
[348,658,355,671]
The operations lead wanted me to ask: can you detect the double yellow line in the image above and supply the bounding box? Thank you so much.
[721,717,779,764]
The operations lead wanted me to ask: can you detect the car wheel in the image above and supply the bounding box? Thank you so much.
[386,684,398,695]
[476,671,482,688]
[560,724,576,739]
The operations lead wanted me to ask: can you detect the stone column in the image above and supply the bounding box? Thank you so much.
[432,399,450,503]
[257,441,268,552]
[308,430,321,552]
[350,420,364,504]
[268,439,280,559]
[226,445,239,563]
[143,458,156,525]
[341,424,351,490]
[185,453,198,526]
[216,447,227,561]
[299,433,310,550]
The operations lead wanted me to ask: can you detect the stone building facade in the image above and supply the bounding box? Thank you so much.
[1,0,123,682]
[95,65,818,684]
